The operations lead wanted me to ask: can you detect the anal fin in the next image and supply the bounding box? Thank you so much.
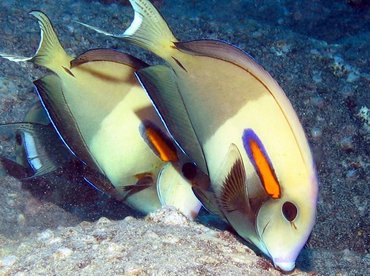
[83,166,120,200]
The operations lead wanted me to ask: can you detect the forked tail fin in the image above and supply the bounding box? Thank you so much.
[78,0,177,59]
[0,11,71,72]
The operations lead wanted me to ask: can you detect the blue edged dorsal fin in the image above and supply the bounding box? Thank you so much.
[175,40,267,80]
[33,75,100,173]
[136,65,208,174]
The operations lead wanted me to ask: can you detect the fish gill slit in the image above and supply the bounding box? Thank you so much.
[261,219,270,237]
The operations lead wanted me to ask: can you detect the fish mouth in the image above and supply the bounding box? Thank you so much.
[260,220,295,272]
[257,220,272,259]
[273,261,295,273]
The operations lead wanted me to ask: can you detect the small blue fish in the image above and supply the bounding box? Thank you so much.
[0,102,73,179]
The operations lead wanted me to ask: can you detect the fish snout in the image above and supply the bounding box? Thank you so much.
[273,260,295,273]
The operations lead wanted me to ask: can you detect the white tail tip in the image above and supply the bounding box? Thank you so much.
[0,53,32,63]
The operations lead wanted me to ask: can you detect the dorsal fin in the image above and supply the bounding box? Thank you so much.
[71,49,148,69]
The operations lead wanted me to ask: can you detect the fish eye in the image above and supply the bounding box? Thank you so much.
[15,133,22,145]
[282,201,297,222]
[182,162,197,180]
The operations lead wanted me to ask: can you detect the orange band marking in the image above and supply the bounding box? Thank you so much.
[146,127,178,162]
[250,140,281,199]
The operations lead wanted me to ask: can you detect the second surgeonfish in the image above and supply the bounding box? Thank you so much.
[80,0,318,271]
[0,101,74,179]
[0,11,206,218]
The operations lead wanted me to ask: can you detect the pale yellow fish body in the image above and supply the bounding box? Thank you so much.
[0,11,203,217]
[53,61,164,211]
[169,52,314,194]
[55,61,161,183]
[168,50,317,262]
[80,0,318,271]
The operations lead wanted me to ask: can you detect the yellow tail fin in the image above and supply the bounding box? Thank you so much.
[0,11,71,73]
[79,0,177,59]
[123,0,178,58]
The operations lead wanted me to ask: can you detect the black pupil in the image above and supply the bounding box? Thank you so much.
[15,133,22,146]
[282,201,297,222]
[182,162,197,180]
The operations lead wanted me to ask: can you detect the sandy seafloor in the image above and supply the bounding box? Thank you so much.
[0,0,369,275]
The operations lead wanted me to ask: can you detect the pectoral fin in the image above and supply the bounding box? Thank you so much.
[214,144,250,215]
[119,173,156,201]
[157,163,201,220]
[34,75,100,172]
[192,186,225,219]
[213,144,261,242]
[136,65,208,174]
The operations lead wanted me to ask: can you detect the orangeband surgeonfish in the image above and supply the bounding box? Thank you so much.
[80,0,318,271]
[0,11,206,218]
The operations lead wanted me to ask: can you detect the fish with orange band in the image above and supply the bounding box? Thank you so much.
[0,11,206,218]
[80,0,318,271]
